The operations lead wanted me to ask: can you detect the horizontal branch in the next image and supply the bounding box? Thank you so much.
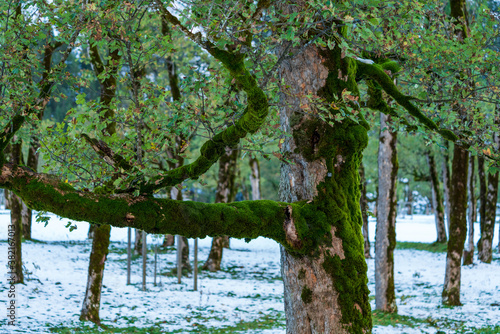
[0,163,325,252]
[357,60,458,142]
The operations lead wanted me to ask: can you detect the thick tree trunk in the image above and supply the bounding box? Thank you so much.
[375,113,398,313]
[278,28,371,332]
[249,156,261,201]
[80,224,111,324]
[442,143,452,233]
[203,147,239,272]
[359,164,371,259]
[442,145,468,305]
[427,151,447,243]
[6,189,24,284]
[463,156,476,265]
[477,137,499,263]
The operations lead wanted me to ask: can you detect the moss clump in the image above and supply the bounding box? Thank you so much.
[298,268,306,280]
[301,286,313,304]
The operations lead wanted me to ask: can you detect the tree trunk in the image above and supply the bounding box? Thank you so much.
[6,189,24,284]
[203,147,239,272]
[442,143,452,233]
[162,234,175,247]
[427,150,447,243]
[88,224,96,239]
[6,141,24,284]
[21,201,31,240]
[278,27,371,332]
[463,156,476,265]
[359,164,371,259]
[406,184,413,216]
[442,145,468,306]
[375,113,398,313]
[477,135,499,263]
[80,224,111,324]
[249,156,261,200]
[134,228,142,255]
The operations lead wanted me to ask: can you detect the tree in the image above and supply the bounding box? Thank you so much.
[463,155,476,265]
[427,150,447,244]
[375,112,398,313]
[2,1,500,332]
[203,147,239,272]
[477,132,500,263]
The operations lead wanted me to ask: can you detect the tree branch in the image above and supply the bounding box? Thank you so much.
[0,163,323,252]
[357,60,458,142]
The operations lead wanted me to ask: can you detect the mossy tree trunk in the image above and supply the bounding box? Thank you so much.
[278,19,371,331]
[359,164,371,259]
[80,224,111,324]
[427,150,447,243]
[477,134,499,263]
[203,147,239,272]
[442,145,469,305]
[463,155,476,265]
[375,113,398,313]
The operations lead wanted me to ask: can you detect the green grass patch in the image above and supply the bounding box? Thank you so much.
[47,311,285,333]
[396,241,448,253]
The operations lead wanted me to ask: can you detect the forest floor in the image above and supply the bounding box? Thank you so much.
[0,212,499,334]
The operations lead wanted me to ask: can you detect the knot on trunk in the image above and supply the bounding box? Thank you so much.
[283,205,302,249]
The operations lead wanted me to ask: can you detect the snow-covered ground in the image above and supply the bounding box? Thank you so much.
[1,212,499,333]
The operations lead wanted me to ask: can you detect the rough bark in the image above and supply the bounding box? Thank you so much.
[442,145,468,305]
[6,142,24,284]
[442,143,452,233]
[477,135,499,263]
[427,150,447,243]
[80,224,111,324]
[463,155,476,265]
[359,164,371,259]
[21,201,31,240]
[6,189,24,285]
[375,113,398,313]
[249,156,261,201]
[278,19,371,332]
[203,147,239,272]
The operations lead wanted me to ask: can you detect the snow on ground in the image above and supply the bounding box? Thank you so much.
[0,212,499,333]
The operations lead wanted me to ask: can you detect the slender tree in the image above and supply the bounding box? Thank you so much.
[463,156,476,265]
[203,147,239,272]
[5,142,23,285]
[375,113,398,313]
[427,150,447,243]
[359,164,371,259]
[442,0,470,306]
[477,132,500,263]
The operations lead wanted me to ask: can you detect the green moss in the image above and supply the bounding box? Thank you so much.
[298,269,306,280]
[301,286,313,304]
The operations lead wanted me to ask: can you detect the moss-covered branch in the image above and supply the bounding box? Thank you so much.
[357,60,458,141]
[1,163,328,252]
[135,2,269,193]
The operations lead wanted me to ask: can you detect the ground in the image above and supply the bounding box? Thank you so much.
[0,212,499,333]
